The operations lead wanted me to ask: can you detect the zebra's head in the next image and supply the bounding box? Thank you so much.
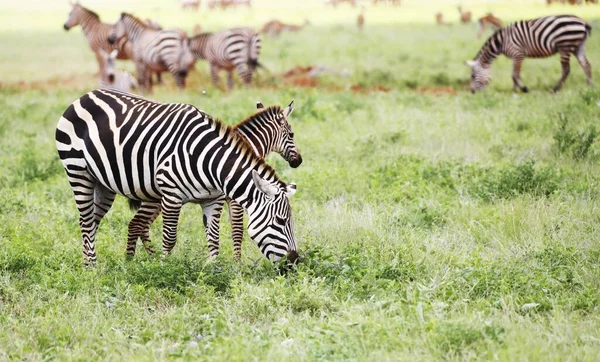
[108,13,128,45]
[466,59,491,92]
[63,2,84,31]
[102,49,118,83]
[256,100,302,168]
[247,170,298,264]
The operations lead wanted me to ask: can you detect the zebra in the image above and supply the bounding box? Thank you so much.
[188,28,261,90]
[467,15,592,93]
[100,49,138,92]
[63,2,133,83]
[108,13,195,91]
[56,88,299,265]
[126,101,302,260]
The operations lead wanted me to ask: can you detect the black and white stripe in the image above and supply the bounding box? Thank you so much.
[127,101,302,260]
[108,13,195,91]
[467,15,592,92]
[56,89,299,265]
[188,28,261,90]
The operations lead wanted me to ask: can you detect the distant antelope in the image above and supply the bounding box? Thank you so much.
[180,0,200,10]
[477,13,502,38]
[324,0,357,7]
[208,0,251,9]
[458,6,472,23]
[100,49,138,92]
[372,0,400,5]
[435,12,445,25]
[193,24,203,35]
[357,8,365,31]
[260,19,310,36]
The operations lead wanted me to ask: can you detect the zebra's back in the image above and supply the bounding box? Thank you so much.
[206,27,261,68]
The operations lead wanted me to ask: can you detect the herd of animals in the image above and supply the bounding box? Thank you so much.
[57,1,595,266]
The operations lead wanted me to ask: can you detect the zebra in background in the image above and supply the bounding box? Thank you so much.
[108,13,195,91]
[188,28,261,90]
[63,2,132,82]
[99,49,138,92]
[127,101,302,260]
[467,15,592,93]
[56,89,299,265]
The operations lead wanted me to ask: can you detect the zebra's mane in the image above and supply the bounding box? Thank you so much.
[77,4,100,21]
[233,106,283,131]
[121,12,149,29]
[215,116,282,184]
[474,28,503,60]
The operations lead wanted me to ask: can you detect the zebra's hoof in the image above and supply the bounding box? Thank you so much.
[522,87,529,93]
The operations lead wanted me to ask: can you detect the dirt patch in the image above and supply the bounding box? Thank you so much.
[416,86,457,96]
[350,84,391,93]
[283,66,314,78]
[287,76,319,87]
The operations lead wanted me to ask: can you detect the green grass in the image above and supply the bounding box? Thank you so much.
[2,0,600,360]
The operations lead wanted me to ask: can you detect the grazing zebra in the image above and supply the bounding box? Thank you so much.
[99,49,138,92]
[63,2,133,82]
[467,15,592,93]
[56,88,299,265]
[127,101,302,260]
[108,13,195,91]
[188,28,261,90]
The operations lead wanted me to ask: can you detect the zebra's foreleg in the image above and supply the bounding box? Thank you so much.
[201,197,226,258]
[236,63,253,86]
[227,70,234,90]
[227,199,245,260]
[155,71,163,85]
[553,52,571,92]
[210,64,221,88]
[66,167,99,265]
[575,44,592,86]
[160,195,183,256]
[95,50,108,83]
[127,201,161,256]
[512,58,528,93]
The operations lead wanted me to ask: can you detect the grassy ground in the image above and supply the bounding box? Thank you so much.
[2,0,600,360]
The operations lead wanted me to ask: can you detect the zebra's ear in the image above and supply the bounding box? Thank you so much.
[466,60,477,67]
[283,100,294,118]
[109,49,118,59]
[252,170,279,197]
[256,101,264,109]
[286,183,297,197]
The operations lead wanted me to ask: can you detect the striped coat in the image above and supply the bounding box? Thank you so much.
[56,89,299,264]
[188,28,261,90]
[467,15,592,92]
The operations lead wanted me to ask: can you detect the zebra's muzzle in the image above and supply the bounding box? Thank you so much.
[108,74,115,83]
[63,23,70,31]
[288,155,302,168]
[178,70,188,78]
[107,35,116,45]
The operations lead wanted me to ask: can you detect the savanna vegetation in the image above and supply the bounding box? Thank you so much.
[1,0,600,360]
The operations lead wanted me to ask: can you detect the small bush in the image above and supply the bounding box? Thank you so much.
[553,113,597,160]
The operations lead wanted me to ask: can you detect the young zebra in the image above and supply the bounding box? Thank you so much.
[467,15,592,93]
[56,88,299,265]
[188,28,261,90]
[63,2,132,83]
[108,13,195,91]
[99,49,138,92]
[127,101,302,260]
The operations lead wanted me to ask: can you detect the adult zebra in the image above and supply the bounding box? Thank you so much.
[188,28,261,90]
[127,101,302,260]
[108,13,195,91]
[56,89,299,265]
[467,15,592,93]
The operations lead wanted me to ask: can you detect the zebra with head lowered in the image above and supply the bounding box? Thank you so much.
[127,101,302,260]
[188,28,261,90]
[108,13,195,91]
[56,89,299,265]
[467,15,592,93]
[100,49,138,92]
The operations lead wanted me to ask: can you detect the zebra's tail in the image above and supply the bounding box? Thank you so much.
[585,23,592,38]
[129,199,142,210]
[252,60,270,73]
[248,32,261,67]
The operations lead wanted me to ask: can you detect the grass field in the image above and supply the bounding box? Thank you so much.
[2,0,600,360]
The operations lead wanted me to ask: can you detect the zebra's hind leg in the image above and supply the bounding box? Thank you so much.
[227,199,245,260]
[155,71,163,85]
[227,70,234,91]
[210,64,222,89]
[65,166,99,265]
[512,57,528,93]
[127,201,161,257]
[160,194,183,256]
[575,44,592,86]
[201,197,226,259]
[553,52,571,93]
[93,185,116,227]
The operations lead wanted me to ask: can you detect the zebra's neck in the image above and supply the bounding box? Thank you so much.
[475,28,504,67]
[189,33,213,60]
[123,14,148,43]
[77,10,101,38]
[234,115,277,158]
